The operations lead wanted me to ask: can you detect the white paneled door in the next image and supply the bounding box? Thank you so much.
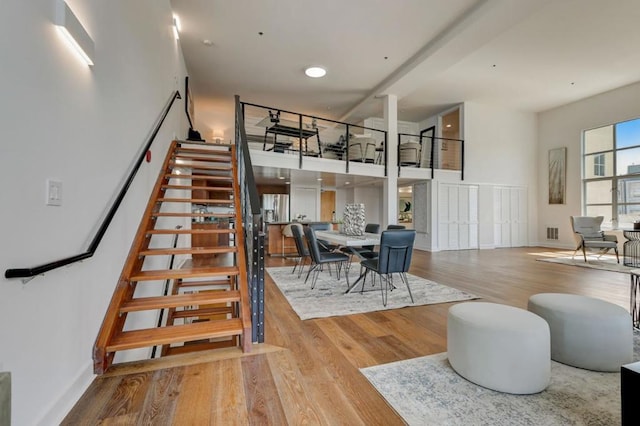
[438,183,479,250]
[494,186,528,247]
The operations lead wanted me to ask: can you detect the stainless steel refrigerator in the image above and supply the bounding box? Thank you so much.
[262,194,290,223]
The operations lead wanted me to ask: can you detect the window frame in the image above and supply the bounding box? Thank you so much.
[582,118,640,229]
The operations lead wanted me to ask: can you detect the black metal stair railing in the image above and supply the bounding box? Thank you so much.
[5,90,182,281]
[235,95,265,343]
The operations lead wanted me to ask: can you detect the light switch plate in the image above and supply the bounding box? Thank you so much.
[46,179,62,206]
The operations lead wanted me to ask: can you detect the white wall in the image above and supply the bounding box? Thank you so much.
[462,102,538,248]
[537,81,640,248]
[0,1,188,424]
[290,184,320,221]
[353,187,383,225]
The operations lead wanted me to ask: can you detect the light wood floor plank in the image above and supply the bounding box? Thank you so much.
[63,247,634,424]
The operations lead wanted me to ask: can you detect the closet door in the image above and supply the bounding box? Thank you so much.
[438,183,479,250]
[494,187,511,248]
[458,185,479,249]
[438,184,458,250]
[494,186,528,247]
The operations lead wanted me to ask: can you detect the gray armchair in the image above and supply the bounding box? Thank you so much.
[570,216,619,263]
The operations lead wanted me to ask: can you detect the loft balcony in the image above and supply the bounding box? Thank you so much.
[240,101,464,181]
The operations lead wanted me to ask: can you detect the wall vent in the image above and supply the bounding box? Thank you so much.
[546,227,559,240]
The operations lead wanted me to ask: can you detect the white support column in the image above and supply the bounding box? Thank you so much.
[383,94,398,227]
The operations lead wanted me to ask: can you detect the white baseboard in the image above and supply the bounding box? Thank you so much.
[36,361,94,426]
[479,244,496,250]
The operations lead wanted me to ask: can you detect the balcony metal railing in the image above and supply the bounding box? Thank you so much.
[398,133,465,179]
[241,101,389,176]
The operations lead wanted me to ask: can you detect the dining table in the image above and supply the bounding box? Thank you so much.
[315,230,381,293]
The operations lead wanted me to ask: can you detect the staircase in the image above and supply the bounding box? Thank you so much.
[93,140,252,374]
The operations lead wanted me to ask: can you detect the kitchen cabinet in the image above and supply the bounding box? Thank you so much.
[267,223,298,256]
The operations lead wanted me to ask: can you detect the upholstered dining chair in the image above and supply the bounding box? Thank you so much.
[307,222,339,252]
[290,224,309,278]
[387,224,406,230]
[570,216,619,263]
[351,223,381,260]
[360,229,416,306]
[303,226,350,289]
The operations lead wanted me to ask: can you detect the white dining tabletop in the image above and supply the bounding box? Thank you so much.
[315,230,380,247]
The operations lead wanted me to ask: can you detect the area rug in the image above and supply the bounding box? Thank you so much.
[537,255,638,274]
[361,335,640,425]
[266,266,478,320]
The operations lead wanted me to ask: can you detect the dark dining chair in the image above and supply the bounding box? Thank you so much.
[303,226,350,289]
[360,229,416,306]
[290,224,309,278]
[387,224,406,230]
[350,223,381,260]
[307,222,339,252]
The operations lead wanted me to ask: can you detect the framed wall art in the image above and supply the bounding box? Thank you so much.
[548,147,566,204]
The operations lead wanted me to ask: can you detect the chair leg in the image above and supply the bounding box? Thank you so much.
[615,247,620,264]
[380,274,388,307]
[292,257,300,274]
[400,272,414,303]
[304,263,316,285]
[582,245,588,262]
[311,267,321,289]
[297,257,308,278]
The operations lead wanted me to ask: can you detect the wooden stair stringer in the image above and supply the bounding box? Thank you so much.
[94,140,181,374]
[93,140,253,375]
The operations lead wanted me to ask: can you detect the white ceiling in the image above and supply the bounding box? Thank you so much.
[170,0,640,186]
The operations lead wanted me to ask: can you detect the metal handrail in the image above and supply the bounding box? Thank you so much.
[5,90,182,281]
[236,95,265,343]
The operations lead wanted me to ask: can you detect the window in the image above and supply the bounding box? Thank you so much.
[593,154,605,177]
[583,118,640,228]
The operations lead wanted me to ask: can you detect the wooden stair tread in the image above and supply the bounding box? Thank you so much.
[158,198,234,204]
[146,229,236,235]
[169,306,233,319]
[139,247,237,256]
[164,339,237,355]
[162,185,233,191]
[130,266,239,281]
[120,290,240,313]
[165,174,232,181]
[107,318,243,352]
[169,162,232,171]
[173,155,232,163]
[175,279,233,288]
[175,147,231,156]
[152,212,235,218]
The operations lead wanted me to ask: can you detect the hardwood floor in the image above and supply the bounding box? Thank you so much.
[63,247,631,425]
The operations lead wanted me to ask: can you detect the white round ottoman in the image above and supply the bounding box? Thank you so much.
[447,302,550,394]
[528,293,633,372]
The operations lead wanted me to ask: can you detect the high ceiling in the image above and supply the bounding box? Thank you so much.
[171,0,640,139]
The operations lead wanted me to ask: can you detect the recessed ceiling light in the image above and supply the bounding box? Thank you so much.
[305,66,326,78]
[345,181,350,185]
[202,39,213,46]
[285,181,290,185]
[317,178,323,181]
[278,176,285,180]
[446,124,452,128]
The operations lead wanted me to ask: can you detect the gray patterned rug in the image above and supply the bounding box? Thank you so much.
[537,255,637,274]
[361,334,640,425]
[266,266,478,320]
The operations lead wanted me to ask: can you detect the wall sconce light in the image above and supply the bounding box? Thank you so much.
[173,14,181,40]
[55,0,95,66]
